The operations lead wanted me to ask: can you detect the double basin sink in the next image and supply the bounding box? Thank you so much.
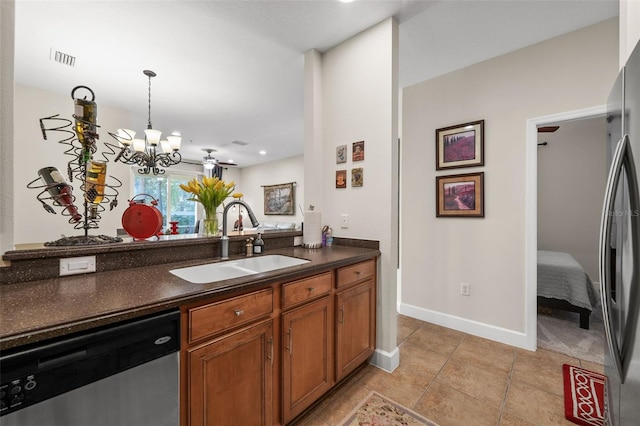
[170,255,310,284]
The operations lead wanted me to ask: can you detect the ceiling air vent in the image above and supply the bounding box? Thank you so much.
[50,48,76,67]
[231,140,249,146]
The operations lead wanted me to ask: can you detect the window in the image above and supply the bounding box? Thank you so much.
[133,171,199,234]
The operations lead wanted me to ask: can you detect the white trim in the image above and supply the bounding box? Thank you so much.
[399,302,532,350]
[525,105,607,350]
[370,346,400,372]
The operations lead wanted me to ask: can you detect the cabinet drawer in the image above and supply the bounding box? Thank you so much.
[282,272,332,309]
[188,288,273,343]
[336,259,375,288]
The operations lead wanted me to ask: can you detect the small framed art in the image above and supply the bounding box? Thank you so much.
[352,141,365,162]
[436,120,484,170]
[336,145,347,164]
[351,168,363,187]
[436,172,484,218]
[336,170,347,188]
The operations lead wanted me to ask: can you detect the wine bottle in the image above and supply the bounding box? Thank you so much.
[74,97,98,147]
[85,160,107,204]
[253,233,264,254]
[38,167,82,223]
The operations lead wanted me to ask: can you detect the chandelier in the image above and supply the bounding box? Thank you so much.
[113,70,182,175]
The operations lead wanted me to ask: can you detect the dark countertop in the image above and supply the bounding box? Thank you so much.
[0,245,379,351]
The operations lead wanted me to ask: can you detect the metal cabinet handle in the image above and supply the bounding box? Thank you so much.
[338,307,344,324]
[267,337,273,365]
[234,309,244,316]
[286,328,292,355]
[308,287,315,292]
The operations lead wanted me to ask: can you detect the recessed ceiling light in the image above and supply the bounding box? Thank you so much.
[339,0,355,3]
[259,150,266,155]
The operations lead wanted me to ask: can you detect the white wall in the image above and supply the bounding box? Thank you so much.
[537,118,607,282]
[0,0,14,259]
[620,0,640,67]
[307,18,400,370]
[238,155,304,227]
[13,84,133,245]
[400,19,618,348]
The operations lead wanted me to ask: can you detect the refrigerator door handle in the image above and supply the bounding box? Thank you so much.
[599,136,627,381]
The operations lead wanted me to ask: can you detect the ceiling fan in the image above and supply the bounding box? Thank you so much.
[202,149,237,170]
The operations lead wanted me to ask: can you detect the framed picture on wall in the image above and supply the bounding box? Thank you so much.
[351,168,363,187]
[263,182,295,215]
[352,141,365,162]
[436,120,484,170]
[336,170,347,188]
[436,172,484,217]
[336,145,347,164]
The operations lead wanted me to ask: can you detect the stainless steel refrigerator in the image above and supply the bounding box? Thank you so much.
[600,39,640,426]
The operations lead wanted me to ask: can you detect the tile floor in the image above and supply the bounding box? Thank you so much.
[292,314,604,426]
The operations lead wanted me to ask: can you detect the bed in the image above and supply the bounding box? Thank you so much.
[537,250,598,329]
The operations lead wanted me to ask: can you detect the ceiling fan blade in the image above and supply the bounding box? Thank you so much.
[538,126,559,133]
[216,161,237,166]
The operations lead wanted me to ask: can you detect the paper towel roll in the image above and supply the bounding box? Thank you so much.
[303,210,322,248]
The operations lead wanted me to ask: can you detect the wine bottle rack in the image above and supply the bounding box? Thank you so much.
[27,85,124,246]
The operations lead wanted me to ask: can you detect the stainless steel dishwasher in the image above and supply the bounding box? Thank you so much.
[0,310,180,426]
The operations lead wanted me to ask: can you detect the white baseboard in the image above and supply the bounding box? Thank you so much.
[399,302,535,351]
[370,346,400,372]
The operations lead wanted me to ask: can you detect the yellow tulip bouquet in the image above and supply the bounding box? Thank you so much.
[180,176,239,236]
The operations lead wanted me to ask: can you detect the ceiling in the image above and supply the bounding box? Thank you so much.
[14,0,618,168]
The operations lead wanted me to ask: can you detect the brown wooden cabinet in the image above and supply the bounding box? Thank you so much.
[281,292,334,423]
[182,258,377,426]
[335,280,376,381]
[187,319,274,426]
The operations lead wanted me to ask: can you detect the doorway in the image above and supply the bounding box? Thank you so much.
[524,105,606,351]
[535,117,606,363]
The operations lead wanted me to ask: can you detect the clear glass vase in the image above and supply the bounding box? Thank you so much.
[200,209,219,237]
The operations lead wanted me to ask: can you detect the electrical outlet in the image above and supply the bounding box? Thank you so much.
[60,256,96,276]
[341,214,349,229]
[460,282,470,296]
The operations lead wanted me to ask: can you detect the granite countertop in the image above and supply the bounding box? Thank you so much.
[0,245,379,351]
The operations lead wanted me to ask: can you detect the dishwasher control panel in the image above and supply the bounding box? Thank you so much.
[0,375,37,414]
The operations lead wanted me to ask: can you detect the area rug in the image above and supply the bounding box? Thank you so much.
[563,364,606,426]
[338,391,439,426]
[537,306,605,364]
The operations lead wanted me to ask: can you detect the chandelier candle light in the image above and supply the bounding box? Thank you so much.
[180,177,240,236]
[113,70,182,175]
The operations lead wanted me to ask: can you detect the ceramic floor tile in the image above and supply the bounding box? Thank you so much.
[450,337,516,374]
[580,360,604,373]
[357,363,436,408]
[499,412,539,426]
[398,340,450,375]
[403,325,464,357]
[397,314,425,344]
[312,382,371,426]
[436,359,510,406]
[414,381,501,426]
[512,352,567,396]
[504,377,576,425]
[515,347,580,370]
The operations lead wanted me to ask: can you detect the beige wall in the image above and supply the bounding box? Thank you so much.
[400,19,618,348]
[620,0,640,66]
[0,0,14,257]
[537,118,607,282]
[305,18,400,370]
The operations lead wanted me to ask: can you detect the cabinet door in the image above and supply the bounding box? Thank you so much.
[282,295,334,423]
[335,280,376,382]
[188,320,273,426]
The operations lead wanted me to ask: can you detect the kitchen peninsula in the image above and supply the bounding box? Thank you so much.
[0,232,379,425]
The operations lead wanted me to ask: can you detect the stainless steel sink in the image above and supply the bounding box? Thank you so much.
[169,255,309,284]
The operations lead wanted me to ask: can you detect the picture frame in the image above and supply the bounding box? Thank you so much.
[336,145,347,164]
[263,182,295,215]
[436,172,484,218]
[436,120,484,170]
[351,168,363,187]
[352,141,365,162]
[336,170,347,188]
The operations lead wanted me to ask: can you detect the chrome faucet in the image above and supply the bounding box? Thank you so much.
[220,200,260,259]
